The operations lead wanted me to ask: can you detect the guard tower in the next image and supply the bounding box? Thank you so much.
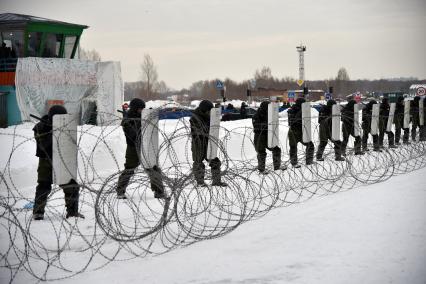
[0,13,88,127]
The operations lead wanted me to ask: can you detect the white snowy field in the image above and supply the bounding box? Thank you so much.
[1,114,425,284]
[61,167,426,284]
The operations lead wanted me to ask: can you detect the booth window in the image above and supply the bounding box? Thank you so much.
[0,31,24,58]
[64,36,77,58]
[42,33,64,57]
[27,32,42,57]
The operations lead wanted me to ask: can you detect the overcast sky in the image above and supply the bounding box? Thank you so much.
[2,0,426,89]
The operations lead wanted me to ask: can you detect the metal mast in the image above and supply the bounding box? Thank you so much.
[296,44,306,82]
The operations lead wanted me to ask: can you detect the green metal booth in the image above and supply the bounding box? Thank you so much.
[0,13,88,127]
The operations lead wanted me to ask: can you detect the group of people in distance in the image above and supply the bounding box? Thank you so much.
[31,95,425,220]
[252,96,425,172]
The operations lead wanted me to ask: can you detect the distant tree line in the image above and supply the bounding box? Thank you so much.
[80,50,420,102]
[125,65,425,102]
[79,48,425,102]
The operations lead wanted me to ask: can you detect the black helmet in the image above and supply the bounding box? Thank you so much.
[48,105,67,121]
[368,99,377,105]
[129,98,146,110]
[366,99,377,110]
[198,100,214,112]
[347,99,356,108]
[295,97,306,105]
[326,99,336,107]
[258,101,270,114]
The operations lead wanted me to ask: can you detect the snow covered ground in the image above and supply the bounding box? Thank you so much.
[62,167,426,284]
[1,115,425,284]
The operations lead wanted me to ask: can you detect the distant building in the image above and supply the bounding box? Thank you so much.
[252,87,325,102]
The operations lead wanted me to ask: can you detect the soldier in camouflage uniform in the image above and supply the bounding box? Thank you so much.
[287,98,314,167]
[116,98,166,199]
[394,96,410,145]
[252,101,286,173]
[32,105,84,220]
[341,99,363,156]
[378,97,397,149]
[362,100,381,152]
[190,100,227,187]
[316,100,344,161]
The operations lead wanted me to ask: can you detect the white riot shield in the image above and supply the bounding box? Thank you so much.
[207,108,221,160]
[403,100,410,129]
[386,103,396,132]
[419,98,424,126]
[267,102,279,148]
[52,114,78,185]
[141,108,159,169]
[302,102,312,143]
[370,104,380,135]
[331,104,341,141]
[354,104,361,136]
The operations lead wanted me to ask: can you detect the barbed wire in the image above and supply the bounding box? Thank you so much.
[1,111,425,283]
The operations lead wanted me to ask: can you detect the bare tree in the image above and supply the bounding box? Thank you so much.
[79,47,101,61]
[336,67,350,81]
[254,66,273,80]
[189,80,205,97]
[254,66,274,88]
[155,80,169,94]
[140,54,158,98]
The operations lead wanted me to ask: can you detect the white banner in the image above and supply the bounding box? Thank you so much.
[207,108,221,160]
[386,103,396,132]
[52,114,78,185]
[267,102,279,148]
[302,102,312,143]
[404,100,410,129]
[370,104,380,135]
[15,57,123,126]
[331,104,341,141]
[141,108,159,169]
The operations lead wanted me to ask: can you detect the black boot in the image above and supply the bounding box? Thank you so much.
[148,166,166,198]
[66,212,85,219]
[63,180,83,219]
[193,160,206,186]
[33,213,44,220]
[211,158,227,187]
[306,142,315,165]
[33,181,51,218]
[335,154,345,161]
[272,147,283,170]
[257,152,266,172]
[116,168,135,196]
[154,190,168,199]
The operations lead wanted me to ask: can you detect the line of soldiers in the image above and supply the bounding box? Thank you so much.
[116,99,227,201]
[118,96,426,191]
[253,96,426,171]
[359,96,425,151]
[32,96,425,220]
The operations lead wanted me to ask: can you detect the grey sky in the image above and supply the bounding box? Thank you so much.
[2,0,426,89]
